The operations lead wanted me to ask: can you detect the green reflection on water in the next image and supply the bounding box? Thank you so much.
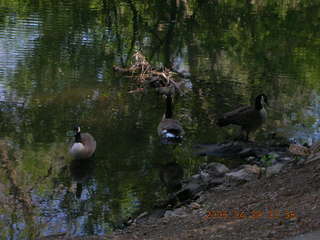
[0,0,320,238]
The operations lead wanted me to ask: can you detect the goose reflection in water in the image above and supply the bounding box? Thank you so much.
[159,162,184,194]
[69,157,95,199]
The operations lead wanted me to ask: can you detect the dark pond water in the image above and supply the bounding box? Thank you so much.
[0,0,320,238]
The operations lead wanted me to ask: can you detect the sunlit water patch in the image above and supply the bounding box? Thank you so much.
[0,14,41,78]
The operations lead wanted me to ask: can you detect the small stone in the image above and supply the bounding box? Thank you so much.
[224,165,261,185]
[196,193,207,204]
[188,174,203,185]
[191,174,201,180]
[177,182,203,201]
[136,211,148,220]
[208,177,225,187]
[164,210,174,218]
[280,157,292,162]
[239,148,255,157]
[206,162,230,177]
[164,207,188,218]
[200,171,211,184]
[190,202,201,209]
[246,156,256,162]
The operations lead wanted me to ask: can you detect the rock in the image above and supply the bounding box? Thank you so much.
[266,163,285,177]
[306,152,320,164]
[163,210,174,218]
[279,157,293,162]
[134,211,149,224]
[164,207,188,218]
[127,217,134,225]
[206,162,230,177]
[191,173,201,179]
[189,202,201,209]
[239,148,255,157]
[188,173,207,186]
[199,171,211,184]
[246,156,256,162]
[190,174,202,183]
[196,193,206,204]
[136,211,148,220]
[148,209,166,219]
[177,182,203,202]
[208,177,225,188]
[224,165,261,185]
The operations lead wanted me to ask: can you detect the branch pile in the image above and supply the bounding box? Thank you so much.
[113,52,186,95]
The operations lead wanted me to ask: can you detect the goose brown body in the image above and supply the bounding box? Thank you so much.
[217,94,268,140]
[157,119,185,138]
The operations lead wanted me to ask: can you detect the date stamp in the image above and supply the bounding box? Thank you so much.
[203,209,297,220]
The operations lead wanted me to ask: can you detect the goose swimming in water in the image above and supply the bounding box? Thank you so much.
[157,95,184,144]
[69,126,96,159]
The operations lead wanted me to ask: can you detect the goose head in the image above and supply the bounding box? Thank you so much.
[73,126,82,142]
[255,94,269,110]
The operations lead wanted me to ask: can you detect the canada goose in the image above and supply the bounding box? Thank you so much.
[157,95,184,144]
[217,94,269,141]
[69,126,96,159]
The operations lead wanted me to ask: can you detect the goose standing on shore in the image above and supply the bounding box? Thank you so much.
[217,94,269,141]
[69,126,96,159]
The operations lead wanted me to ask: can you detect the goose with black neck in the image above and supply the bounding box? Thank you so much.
[217,94,269,141]
[157,95,185,144]
[69,126,96,159]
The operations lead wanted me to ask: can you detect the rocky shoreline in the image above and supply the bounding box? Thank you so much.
[127,140,295,226]
[41,139,320,240]
[102,140,320,240]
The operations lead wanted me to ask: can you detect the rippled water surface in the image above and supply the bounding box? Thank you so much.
[0,0,320,238]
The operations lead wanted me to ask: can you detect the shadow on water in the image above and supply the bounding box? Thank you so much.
[158,161,184,194]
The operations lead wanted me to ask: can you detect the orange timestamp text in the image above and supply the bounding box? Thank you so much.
[203,209,297,220]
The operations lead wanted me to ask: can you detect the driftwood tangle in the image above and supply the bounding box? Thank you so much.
[113,52,186,95]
